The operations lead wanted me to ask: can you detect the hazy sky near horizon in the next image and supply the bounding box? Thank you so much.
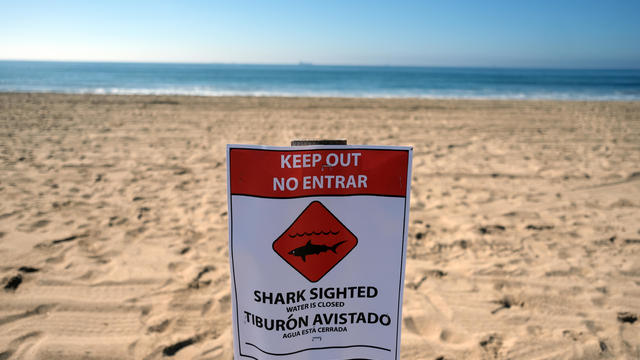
[1,0,639,68]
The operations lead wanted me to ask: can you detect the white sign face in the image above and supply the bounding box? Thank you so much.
[227,145,412,360]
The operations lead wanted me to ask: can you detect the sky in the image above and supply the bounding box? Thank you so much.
[1,0,639,68]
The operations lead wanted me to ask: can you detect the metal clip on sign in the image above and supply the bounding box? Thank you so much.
[291,139,347,146]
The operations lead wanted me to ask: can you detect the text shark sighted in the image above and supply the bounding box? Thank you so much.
[254,286,379,305]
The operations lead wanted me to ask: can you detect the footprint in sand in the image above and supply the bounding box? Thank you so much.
[147,319,171,334]
[216,289,231,304]
[0,331,44,359]
[479,333,503,358]
[439,328,467,344]
[3,274,23,291]
[616,312,637,324]
[403,315,422,335]
[31,219,50,229]
[16,219,50,232]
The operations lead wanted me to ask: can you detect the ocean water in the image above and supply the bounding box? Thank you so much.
[1,61,639,100]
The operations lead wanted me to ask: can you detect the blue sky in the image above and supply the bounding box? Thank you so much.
[1,0,639,68]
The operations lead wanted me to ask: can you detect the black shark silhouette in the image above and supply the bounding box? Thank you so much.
[288,240,346,262]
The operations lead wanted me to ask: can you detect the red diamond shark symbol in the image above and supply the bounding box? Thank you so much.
[273,201,358,282]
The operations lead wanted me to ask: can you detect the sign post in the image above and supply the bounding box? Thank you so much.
[227,143,412,360]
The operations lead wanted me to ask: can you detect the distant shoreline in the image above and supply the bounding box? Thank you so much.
[2,59,639,71]
[2,91,639,103]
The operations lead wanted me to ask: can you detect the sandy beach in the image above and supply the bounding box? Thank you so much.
[1,93,639,359]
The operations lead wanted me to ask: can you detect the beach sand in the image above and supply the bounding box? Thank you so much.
[1,93,639,359]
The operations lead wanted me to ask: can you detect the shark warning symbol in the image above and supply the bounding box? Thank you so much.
[273,201,358,282]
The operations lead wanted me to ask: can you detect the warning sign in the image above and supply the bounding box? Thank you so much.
[273,201,358,282]
[227,144,412,360]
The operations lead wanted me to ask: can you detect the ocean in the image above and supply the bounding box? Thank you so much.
[1,60,639,100]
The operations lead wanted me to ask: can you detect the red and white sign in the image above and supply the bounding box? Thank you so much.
[227,144,412,360]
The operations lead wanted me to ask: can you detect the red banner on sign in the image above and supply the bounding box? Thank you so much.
[228,148,409,198]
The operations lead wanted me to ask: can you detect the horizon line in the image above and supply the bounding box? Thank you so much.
[1,58,639,71]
